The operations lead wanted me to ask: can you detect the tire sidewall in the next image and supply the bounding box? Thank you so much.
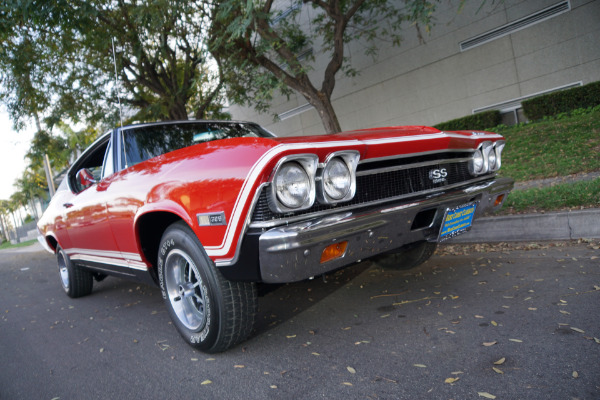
[157,223,221,351]
[57,247,72,296]
[56,245,93,298]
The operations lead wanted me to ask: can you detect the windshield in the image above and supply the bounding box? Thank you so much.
[120,122,273,168]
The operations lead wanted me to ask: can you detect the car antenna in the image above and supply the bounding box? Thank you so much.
[111,37,124,129]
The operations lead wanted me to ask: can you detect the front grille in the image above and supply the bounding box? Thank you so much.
[251,155,486,224]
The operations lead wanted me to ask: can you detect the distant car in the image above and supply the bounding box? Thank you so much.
[38,120,513,352]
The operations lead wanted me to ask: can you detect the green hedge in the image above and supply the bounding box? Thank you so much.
[434,110,501,131]
[522,81,600,120]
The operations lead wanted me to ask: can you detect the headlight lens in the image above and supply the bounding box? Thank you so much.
[316,151,359,204]
[469,148,484,175]
[274,162,311,209]
[488,148,497,170]
[323,157,351,200]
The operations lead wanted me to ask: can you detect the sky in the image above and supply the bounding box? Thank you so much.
[0,109,35,200]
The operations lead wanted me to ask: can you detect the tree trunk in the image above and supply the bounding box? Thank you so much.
[169,98,189,120]
[308,92,342,134]
[0,214,8,242]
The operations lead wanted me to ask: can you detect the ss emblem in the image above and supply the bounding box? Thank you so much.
[429,168,448,183]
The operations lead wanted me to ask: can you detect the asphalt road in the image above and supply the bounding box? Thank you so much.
[1,241,599,400]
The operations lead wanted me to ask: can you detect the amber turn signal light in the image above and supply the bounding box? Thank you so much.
[320,241,348,263]
[494,194,505,207]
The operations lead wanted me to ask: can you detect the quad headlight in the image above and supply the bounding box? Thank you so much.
[270,155,318,212]
[275,162,311,208]
[269,151,360,213]
[469,147,485,175]
[469,141,504,176]
[323,158,351,200]
[317,151,360,205]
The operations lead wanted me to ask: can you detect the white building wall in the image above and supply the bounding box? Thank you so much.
[229,0,600,136]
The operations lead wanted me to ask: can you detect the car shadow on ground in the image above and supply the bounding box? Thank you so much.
[254,261,372,336]
[85,257,373,341]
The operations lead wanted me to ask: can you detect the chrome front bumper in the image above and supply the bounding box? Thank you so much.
[258,177,514,283]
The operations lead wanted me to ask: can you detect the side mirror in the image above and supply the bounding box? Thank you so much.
[76,168,97,189]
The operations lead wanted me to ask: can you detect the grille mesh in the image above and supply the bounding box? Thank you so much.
[251,159,479,223]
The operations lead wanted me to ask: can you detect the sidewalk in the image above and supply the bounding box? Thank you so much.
[452,208,600,243]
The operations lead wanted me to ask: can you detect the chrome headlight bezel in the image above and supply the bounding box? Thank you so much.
[317,151,360,205]
[269,154,318,213]
[490,140,505,172]
[469,141,494,176]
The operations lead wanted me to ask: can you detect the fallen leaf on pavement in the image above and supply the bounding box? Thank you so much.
[483,341,497,347]
[201,380,212,385]
[445,377,460,384]
[492,367,504,374]
[493,357,506,365]
[413,364,427,368]
[571,327,585,333]
[509,339,523,343]
[478,392,496,399]
[572,371,579,378]
[347,366,356,374]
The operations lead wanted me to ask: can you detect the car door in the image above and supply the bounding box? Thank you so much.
[63,133,123,272]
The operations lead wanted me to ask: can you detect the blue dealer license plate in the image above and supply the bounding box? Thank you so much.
[439,202,478,241]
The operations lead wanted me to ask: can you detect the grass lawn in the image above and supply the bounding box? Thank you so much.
[494,108,600,213]
[497,108,600,182]
[501,178,600,214]
[0,239,37,250]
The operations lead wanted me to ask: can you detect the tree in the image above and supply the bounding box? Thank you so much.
[1,0,228,132]
[212,0,442,134]
[0,200,12,243]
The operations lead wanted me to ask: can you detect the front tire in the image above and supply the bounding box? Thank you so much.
[157,221,257,353]
[56,246,93,298]
[374,241,437,270]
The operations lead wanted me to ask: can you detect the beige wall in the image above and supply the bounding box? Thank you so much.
[229,0,600,136]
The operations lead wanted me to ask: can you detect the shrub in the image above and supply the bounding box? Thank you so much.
[522,81,600,120]
[434,110,501,131]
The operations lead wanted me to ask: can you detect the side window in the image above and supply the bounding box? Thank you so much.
[101,140,114,179]
[69,137,110,194]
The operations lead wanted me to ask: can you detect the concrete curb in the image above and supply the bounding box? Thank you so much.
[451,208,600,243]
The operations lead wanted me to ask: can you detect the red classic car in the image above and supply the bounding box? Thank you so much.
[38,120,513,352]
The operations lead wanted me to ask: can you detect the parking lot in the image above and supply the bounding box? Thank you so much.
[1,240,599,399]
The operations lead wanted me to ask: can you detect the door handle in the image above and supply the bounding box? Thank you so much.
[63,203,74,208]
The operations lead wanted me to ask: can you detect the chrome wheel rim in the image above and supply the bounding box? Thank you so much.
[164,249,207,331]
[57,252,70,291]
